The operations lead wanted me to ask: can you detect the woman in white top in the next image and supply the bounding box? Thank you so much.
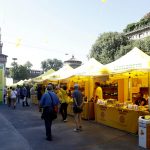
[11,87,17,109]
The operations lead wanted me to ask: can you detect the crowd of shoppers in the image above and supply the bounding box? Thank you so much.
[3,83,84,141]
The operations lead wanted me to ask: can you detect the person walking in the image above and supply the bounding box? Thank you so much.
[72,84,83,132]
[40,84,59,141]
[30,85,35,104]
[7,87,12,107]
[11,87,17,109]
[59,85,69,122]
[20,85,29,107]
[37,84,43,112]
[3,86,7,104]
[16,85,20,103]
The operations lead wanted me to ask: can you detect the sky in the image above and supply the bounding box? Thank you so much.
[0,0,150,70]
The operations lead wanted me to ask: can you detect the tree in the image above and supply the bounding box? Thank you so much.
[132,36,150,55]
[114,44,133,60]
[89,32,130,64]
[10,61,32,81]
[41,58,63,72]
[24,61,33,69]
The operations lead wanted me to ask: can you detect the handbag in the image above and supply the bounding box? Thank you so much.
[73,105,83,113]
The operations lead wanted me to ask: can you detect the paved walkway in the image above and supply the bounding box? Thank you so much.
[0,103,146,150]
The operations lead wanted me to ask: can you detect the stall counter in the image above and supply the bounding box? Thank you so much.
[95,104,149,134]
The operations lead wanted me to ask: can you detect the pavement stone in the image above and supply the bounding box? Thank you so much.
[0,103,146,150]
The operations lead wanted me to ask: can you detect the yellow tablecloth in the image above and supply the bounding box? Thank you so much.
[95,104,149,134]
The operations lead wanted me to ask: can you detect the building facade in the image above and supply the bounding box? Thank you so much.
[125,25,150,40]
[0,28,7,71]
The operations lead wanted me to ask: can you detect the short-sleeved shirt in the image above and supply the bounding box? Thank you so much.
[95,87,103,99]
[40,91,60,109]
[72,89,83,107]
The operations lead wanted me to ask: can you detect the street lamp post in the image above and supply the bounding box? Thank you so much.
[12,58,17,63]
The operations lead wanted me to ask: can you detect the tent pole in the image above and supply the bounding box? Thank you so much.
[128,76,131,101]
[87,76,90,120]
[148,72,150,96]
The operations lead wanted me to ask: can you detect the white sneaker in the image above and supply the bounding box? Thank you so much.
[63,119,68,122]
[73,128,80,132]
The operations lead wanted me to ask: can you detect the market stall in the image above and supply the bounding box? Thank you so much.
[94,47,150,133]
[67,58,109,119]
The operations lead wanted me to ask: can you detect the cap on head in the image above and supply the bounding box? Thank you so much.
[74,84,79,89]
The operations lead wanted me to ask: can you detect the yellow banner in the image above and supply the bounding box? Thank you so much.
[0,64,4,104]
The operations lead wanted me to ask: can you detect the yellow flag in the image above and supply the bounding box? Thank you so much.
[101,0,107,3]
[16,38,22,47]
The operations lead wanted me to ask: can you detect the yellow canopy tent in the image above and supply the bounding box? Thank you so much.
[105,47,150,102]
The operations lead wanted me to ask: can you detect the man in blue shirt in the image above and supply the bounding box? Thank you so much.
[72,84,83,132]
[40,84,59,141]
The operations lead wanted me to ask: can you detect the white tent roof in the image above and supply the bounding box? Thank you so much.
[32,69,55,82]
[105,47,150,73]
[44,64,74,81]
[71,58,106,76]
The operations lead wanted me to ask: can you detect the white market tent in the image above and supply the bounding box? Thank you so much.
[11,80,24,87]
[43,64,74,81]
[67,58,109,101]
[71,58,108,77]
[105,47,150,74]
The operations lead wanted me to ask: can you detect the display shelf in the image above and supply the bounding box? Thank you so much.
[101,84,118,100]
[132,87,149,103]
[140,87,149,95]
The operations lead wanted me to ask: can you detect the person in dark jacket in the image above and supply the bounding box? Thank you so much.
[37,84,43,112]
[20,85,29,107]
[40,84,60,141]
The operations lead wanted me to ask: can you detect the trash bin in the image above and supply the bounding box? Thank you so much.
[138,116,150,149]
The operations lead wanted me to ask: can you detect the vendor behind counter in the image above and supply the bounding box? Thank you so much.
[94,82,103,103]
[135,92,148,106]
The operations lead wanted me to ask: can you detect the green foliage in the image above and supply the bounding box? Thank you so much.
[89,32,150,65]
[10,62,31,81]
[123,12,150,33]
[123,23,136,32]
[89,32,130,64]
[114,44,133,60]
[24,61,33,69]
[132,36,150,55]
[41,58,63,72]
